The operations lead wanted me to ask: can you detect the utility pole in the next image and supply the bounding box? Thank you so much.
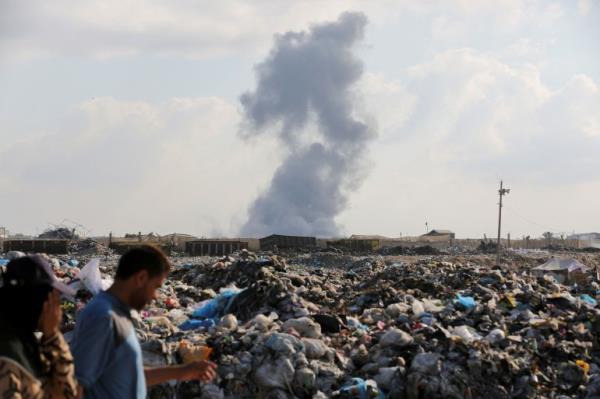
[496,180,510,265]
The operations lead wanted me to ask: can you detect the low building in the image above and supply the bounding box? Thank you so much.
[568,232,600,241]
[328,235,387,251]
[327,239,378,251]
[259,234,316,250]
[186,239,248,256]
[421,229,455,241]
[568,233,600,249]
[109,241,170,255]
[160,233,198,252]
[2,239,69,254]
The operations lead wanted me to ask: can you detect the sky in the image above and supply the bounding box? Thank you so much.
[0,0,599,239]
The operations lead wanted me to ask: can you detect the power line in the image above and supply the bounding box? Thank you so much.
[502,206,566,234]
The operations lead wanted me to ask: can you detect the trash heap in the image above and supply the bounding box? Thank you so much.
[67,238,112,256]
[143,251,600,399]
[4,249,600,398]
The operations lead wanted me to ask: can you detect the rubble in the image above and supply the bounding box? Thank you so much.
[39,227,78,239]
[68,238,112,256]
[6,247,600,398]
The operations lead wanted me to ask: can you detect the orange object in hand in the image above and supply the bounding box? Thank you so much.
[178,340,213,363]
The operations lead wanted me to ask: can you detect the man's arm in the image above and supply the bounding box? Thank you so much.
[144,360,217,386]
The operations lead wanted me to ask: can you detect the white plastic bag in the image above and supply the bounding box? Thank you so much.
[450,325,482,342]
[78,259,105,295]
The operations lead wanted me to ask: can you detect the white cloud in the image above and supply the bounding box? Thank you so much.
[355,73,416,140]
[388,48,600,182]
[336,47,600,237]
[0,96,281,236]
[498,38,551,61]
[0,0,383,61]
[577,0,592,16]
[0,0,575,62]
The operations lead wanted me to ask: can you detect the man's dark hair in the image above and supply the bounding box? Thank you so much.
[115,245,170,280]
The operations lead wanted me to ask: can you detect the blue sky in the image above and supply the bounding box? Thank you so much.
[1,0,598,238]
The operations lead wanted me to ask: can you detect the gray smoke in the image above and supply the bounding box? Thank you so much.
[239,12,375,237]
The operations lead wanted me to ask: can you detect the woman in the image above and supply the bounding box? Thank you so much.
[0,255,78,398]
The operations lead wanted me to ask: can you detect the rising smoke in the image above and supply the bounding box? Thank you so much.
[239,12,375,237]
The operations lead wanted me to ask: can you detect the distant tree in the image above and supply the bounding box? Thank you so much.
[542,231,553,246]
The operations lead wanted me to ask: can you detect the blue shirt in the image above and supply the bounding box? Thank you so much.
[70,291,146,399]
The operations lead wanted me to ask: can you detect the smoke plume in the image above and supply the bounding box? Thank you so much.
[239,12,375,237]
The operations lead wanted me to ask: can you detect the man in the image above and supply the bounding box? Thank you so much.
[70,245,216,398]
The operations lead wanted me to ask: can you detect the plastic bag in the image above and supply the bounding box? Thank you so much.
[191,287,242,319]
[450,325,482,342]
[455,294,476,309]
[192,299,220,319]
[179,319,216,331]
[346,317,368,331]
[580,294,597,307]
[78,259,107,295]
[333,377,385,398]
[6,251,25,260]
[485,328,505,344]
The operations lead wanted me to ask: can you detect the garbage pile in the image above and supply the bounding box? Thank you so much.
[478,240,498,254]
[379,245,443,256]
[4,248,600,398]
[39,227,78,239]
[148,252,600,398]
[67,238,112,256]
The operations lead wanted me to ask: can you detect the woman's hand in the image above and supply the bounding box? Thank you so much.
[39,289,62,339]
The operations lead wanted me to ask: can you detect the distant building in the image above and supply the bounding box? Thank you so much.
[259,234,316,250]
[421,230,456,240]
[349,234,393,241]
[568,232,600,241]
[160,233,198,252]
[2,239,69,254]
[186,239,248,256]
[109,241,171,255]
[328,237,380,251]
[568,233,600,249]
[327,235,396,251]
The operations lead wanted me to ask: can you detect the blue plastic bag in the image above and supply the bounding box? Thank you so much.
[67,259,79,267]
[255,257,273,266]
[419,312,435,326]
[346,317,368,331]
[581,294,597,307]
[192,299,221,319]
[455,294,476,309]
[179,319,216,331]
[0,259,9,266]
[191,288,242,319]
[337,378,385,399]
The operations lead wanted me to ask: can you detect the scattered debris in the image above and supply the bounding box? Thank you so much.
[6,247,600,398]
